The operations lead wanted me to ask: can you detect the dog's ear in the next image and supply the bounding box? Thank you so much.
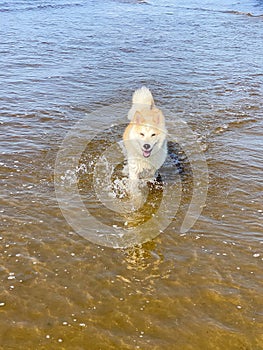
[153,109,165,126]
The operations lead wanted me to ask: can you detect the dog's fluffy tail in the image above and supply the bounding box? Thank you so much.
[128,86,154,120]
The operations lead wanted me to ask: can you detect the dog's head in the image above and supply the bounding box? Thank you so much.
[129,108,167,158]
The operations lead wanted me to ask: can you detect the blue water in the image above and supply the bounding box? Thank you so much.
[1,0,263,115]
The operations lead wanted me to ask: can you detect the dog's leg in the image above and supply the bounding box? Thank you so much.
[125,163,144,208]
[127,165,139,195]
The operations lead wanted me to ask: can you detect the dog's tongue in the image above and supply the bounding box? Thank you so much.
[143,150,151,158]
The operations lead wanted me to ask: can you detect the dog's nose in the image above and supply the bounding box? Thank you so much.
[143,144,151,150]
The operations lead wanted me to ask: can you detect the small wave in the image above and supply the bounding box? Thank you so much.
[224,10,263,17]
[212,116,257,135]
[176,6,263,18]
[0,2,83,13]
[112,0,149,4]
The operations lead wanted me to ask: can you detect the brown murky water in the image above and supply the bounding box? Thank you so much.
[1,0,263,349]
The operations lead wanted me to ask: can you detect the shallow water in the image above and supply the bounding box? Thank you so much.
[1,0,263,349]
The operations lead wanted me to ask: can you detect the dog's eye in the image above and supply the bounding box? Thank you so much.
[151,133,156,137]
[140,133,145,137]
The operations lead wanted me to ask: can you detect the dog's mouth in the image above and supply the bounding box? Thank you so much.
[142,149,152,158]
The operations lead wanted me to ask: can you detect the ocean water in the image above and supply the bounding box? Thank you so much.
[0,0,263,349]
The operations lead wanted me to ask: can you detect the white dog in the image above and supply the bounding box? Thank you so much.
[123,87,167,192]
